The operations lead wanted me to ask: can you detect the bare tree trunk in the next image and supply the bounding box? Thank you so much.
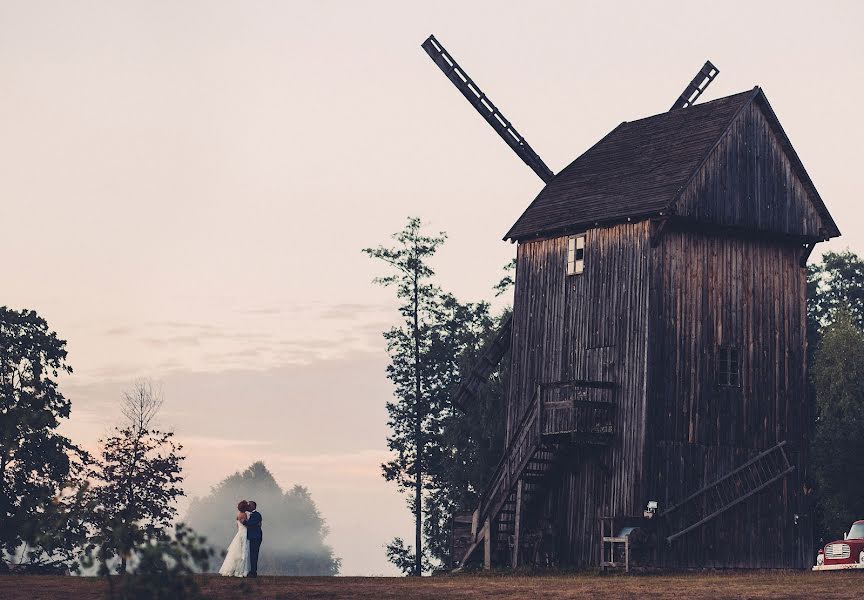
[413,253,423,577]
[0,454,7,511]
[363,218,447,576]
[0,452,9,571]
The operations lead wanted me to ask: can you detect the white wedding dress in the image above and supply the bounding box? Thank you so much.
[218,520,250,577]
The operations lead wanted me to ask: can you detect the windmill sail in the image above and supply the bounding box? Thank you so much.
[422,35,554,184]
[670,60,719,110]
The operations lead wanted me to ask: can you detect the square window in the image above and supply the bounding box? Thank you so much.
[717,347,740,387]
[567,234,586,275]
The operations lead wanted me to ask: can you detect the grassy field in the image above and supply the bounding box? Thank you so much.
[0,571,860,599]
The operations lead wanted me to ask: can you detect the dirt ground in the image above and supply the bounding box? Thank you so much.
[0,571,861,600]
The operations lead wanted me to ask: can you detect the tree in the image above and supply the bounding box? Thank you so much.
[0,306,88,571]
[87,381,185,573]
[418,256,516,568]
[492,258,517,297]
[365,220,515,571]
[808,251,864,333]
[423,303,509,566]
[806,251,864,543]
[807,250,864,363]
[811,309,864,541]
[112,524,212,600]
[184,461,340,575]
[82,523,214,600]
[364,217,449,575]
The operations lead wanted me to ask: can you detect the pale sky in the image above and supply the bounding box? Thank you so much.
[2,0,862,575]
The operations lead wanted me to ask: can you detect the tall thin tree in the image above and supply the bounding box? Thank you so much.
[364,217,447,575]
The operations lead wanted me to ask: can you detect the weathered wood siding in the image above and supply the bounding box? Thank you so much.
[507,221,650,566]
[675,101,824,239]
[645,228,810,568]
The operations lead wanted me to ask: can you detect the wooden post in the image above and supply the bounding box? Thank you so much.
[483,518,492,570]
[512,479,524,568]
[625,536,629,573]
[599,519,604,568]
[536,385,542,438]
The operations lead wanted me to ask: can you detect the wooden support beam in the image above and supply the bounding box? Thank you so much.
[511,480,523,568]
[483,518,492,570]
[625,536,629,573]
[599,518,605,567]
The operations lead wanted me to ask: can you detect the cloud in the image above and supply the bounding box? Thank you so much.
[270,449,386,467]
[105,327,134,336]
[71,304,396,390]
[349,320,397,347]
[86,364,148,380]
[238,307,283,315]
[142,334,203,347]
[146,320,222,332]
[355,320,397,334]
[237,302,329,317]
[182,436,275,449]
[140,328,277,349]
[317,303,391,320]
[279,338,345,350]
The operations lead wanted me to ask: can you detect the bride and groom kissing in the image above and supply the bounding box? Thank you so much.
[218,500,263,577]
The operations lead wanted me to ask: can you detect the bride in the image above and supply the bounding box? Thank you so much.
[218,500,251,577]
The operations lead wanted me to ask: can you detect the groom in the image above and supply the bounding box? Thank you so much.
[243,500,263,577]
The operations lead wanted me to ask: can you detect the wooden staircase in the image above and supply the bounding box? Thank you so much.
[659,441,795,543]
[456,381,615,569]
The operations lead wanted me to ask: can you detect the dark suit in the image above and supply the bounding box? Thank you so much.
[243,510,263,576]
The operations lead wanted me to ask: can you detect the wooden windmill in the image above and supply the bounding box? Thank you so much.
[423,35,839,571]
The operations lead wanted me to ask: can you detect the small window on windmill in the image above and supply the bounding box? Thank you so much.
[717,347,741,387]
[567,234,586,275]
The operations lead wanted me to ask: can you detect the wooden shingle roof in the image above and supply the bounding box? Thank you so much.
[504,88,838,241]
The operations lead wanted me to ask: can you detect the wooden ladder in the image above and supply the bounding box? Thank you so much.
[659,441,795,543]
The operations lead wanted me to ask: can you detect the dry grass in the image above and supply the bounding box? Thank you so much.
[0,571,860,600]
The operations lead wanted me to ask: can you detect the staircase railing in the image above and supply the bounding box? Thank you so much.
[540,379,615,438]
[475,386,542,529]
[475,380,618,530]
[459,380,618,568]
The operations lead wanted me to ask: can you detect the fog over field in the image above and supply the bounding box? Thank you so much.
[184,462,340,576]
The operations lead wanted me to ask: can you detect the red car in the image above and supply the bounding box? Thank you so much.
[814,520,864,570]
